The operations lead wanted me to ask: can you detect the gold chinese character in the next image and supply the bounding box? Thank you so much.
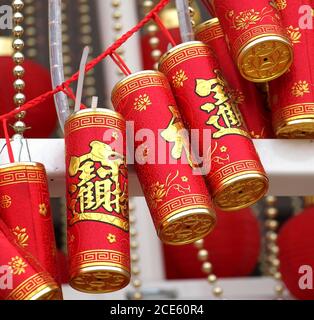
[161,105,195,168]
[195,70,249,139]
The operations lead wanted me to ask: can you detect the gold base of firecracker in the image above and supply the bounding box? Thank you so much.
[238,35,293,83]
[70,265,130,294]
[213,173,269,211]
[158,207,216,246]
[275,118,314,139]
[7,273,62,300]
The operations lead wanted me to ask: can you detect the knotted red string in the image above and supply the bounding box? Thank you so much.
[110,52,132,76]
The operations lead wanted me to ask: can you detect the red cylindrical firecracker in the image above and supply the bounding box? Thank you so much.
[65,108,130,293]
[0,162,59,283]
[0,219,61,300]
[111,70,216,245]
[195,18,273,138]
[269,0,314,138]
[209,0,293,82]
[159,41,269,211]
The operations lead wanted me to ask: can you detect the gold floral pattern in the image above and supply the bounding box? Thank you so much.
[291,81,310,97]
[286,26,302,44]
[147,171,190,209]
[269,0,287,10]
[210,142,230,165]
[227,7,275,30]
[107,233,116,244]
[220,146,228,153]
[134,94,152,112]
[8,256,28,275]
[0,195,12,208]
[172,69,188,88]
[12,226,29,248]
[181,176,188,182]
[39,203,48,216]
[229,88,245,105]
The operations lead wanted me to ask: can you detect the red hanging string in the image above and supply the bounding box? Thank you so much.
[152,12,177,47]
[2,119,14,163]
[61,84,87,110]
[110,52,132,76]
[0,0,170,124]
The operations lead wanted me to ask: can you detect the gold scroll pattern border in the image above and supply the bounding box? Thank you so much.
[210,160,266,189]
[111,73,169,108]
[69,249,130,276]
[65,114,125,136]
[232,24,287,57]
[7,272,57,300]
[156,194,211,223]
[273,103,314,128]
[159,44,212,75]
[195,23,224,43]
[0,168,46,187]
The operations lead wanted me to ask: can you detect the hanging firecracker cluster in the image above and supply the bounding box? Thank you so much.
[0,0,313,300]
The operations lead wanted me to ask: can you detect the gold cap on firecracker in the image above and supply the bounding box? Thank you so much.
[213,173,269,211]
[194,17,221,35]
[237,35,293,83]
[304,196,314,208]
[274,118,314,139]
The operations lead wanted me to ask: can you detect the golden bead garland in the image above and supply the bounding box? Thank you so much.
[264,196,286,299]
[188,0,196,28]
[129,200,143,300]
[194,239,224,299]
[11,0,28,137]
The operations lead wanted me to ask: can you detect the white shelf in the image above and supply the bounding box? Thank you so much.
[1,138,313,197]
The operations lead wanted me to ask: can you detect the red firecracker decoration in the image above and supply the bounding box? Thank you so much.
[195,18,273,138]
[0,219,61,300]
[278,206,314,300]
[65,108,130,293]
[268,0,314,138]
[112,70,216,245]
[0,162,60,284]
[159,42,268,211]
[163,207,260,279]
[209,0,293,82]
[0,57,57,137]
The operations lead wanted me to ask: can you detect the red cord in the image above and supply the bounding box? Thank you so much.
[0,0,170,123]
[2,119,14,163]
[110,52,132,76]
[152,13,177,47]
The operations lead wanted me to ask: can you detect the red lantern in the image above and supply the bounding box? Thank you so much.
[163,207,261,278]
[278,206,314,300]
[0,57,57,138]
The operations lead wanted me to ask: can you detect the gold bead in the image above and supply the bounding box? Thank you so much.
[78,4,89,13]
[113,22,123,32]
[268,244,279,255]
[130,240,138,249]
[13,52,24,64]
[14,79,25,91]
[12,120,27,133]
[197,249,208,262]
[81,35,92,44]
[132,266,140,276]
[14,93,26,106]
[212,287,223,297]
[131,254,139,262]
[129,215,136,225]
[271,258,280,268]
[111,0,121,8]
[266,207,278,218]
[189,7,195,16]
[12,38,24,51]
[194,239,204,249]
[25,38,36,47]
[147,24,158,36]
[149,37,160,49]
[13,12,24,24]
[265,219,279,230]
[201,262,212,274]
[13,25,24,37]
[133,279,142,288]
[26,48,37,58]
[207,274,217,283]
[266,231,278,242]
[130,228,137,237]
[24,16,35,25]
[13,65,25,78]
[274,272,282,280]
[143,0,154,12]
[133,292,143,300]
[151,49,162,61]
[153,62,158,70]
[81,25,92,34]
[266,196,277,206]
[12,0,24,11]
[80,15,91,24]
[112,11,121,19]
[275,284,284,295]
